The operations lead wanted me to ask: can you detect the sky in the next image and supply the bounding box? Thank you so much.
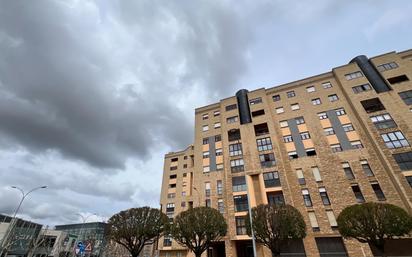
[0,0,411,226]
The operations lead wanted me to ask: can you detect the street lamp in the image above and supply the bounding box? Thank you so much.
[74,213,97,257]
[0,185,47,256]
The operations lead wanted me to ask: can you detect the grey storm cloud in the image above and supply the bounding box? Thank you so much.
[0,0,257,169]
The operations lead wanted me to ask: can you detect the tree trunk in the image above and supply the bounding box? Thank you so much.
[195,252,203,257]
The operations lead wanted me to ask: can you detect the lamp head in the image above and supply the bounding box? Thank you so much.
[41,186,47,189]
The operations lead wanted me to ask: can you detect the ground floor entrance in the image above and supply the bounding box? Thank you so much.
[207,241,225,257]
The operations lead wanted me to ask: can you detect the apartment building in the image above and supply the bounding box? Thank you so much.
[159,49,412,257]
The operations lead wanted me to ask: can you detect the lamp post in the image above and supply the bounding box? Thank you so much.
[0,185,47,257]
[74,213,96,257]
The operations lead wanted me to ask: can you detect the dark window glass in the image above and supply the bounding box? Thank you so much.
[249,97,262,105]
[203,138,209,145]
[254,123,269,136]
[343,163,355,180]
[234,195,248,212]
[388,75,409,84]
[315,237,348,257]
[229,143,242,156]
[361,161,374,177]
[406,176,412,188]
[393,151,412,171]
[232,176,247,192]
[361,98,385,113]
[371,183,386,201]
[381,131,410,148]
[225,104,237,111]
[370,113,397,129]
[267,192,285,206]
[263,172,281,187]
[302,190,312,207]
[272,95,281,102]
[287,91,296,98]
[319,188,331,205]
[352,83,372,94]
[259,153,276,168]
[399,90,412,105]
[251,109,265,117]
[351,185,365,203]
[215,134,222,142]
[228,129,241,141]
[169,174,177,179]
[230,158,244,173]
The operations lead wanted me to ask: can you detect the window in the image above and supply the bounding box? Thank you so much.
[204,182,211,197]
[267,192,285,206]
[312,166,322,182]
[249,97,262,105]
[351,140,364,149]
[227,116,238,124]
[306,148,317,156]
[360,160,374,177]
[203,151,210,159]
[272,94,281,102]
[371,183,385,200]
[377,61,398,72]
[259,153,276,168]
[300,132,310,140]
[169,174,177,179]
[326,210,338,228]
[351,185,365,203]
[181,201,186,207]
[205,199,211,207]
[167,193,175,199]
[352,83,372,94]
[213,110,220,116]
[183,164,187,168]
[217,199,224,214]
[276,107,284,114]
[370,113,396,129]
[322,82,333,89]
[230,159,245,172]
[251,109,265,117]
[203,166,210,173]
[254,123,269,136]
[215,134,222,142]
[234,195,248,212]
[331,144,342,153]
[319,187,331,205]
[171,157,178,162]
[381,131,409,148]
[279,120,288,128]
[302,189,312,207]
[287,91,296,98]
[235,217,247,235]
[214,122,221,128]
[288,151,298,159]
[202,113,209,120]
[225,104,237,111]
[306,86,316,93]
[393,151,412,171]
[345,71,363,80]
[335,108,346,116]
[183,155,187,160]
[182,191,186,196]
[214,149,222,157]
[342,123,354,132]
[316,237,348,257]
[257,137,273,151]
[361,98,385,113]
[328,94,339,102]
[308,212,319,231]
[291,103,300,111]
[203,138,209,145]
[263,171,281,187]
[202,125,209,132]
[283,135,293,143]
[216,180,223,195]
[229,143,242,156]
[342,162,355,180]
[318,112,328,120]
[170,166,178,171]
[295,117,305,125]
[216,163,224,171]
[312,98,322,105]
[406,176,412,188]
[324,127,335,136]
[296,169,305,185]
[232,176,247,192]
[163,236,172,247]
[387,75,409,84]
[228,129,241,141]
[166,203,175,212]
[399,90,412,105]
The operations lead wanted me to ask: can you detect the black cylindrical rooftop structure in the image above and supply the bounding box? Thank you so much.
[350,55,391,93]
[236,89,252,125]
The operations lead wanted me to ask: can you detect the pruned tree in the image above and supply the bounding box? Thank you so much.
[337,202,412,257]
[107,207,168,257]
[246,204,306,257]
[169,207,227,257]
